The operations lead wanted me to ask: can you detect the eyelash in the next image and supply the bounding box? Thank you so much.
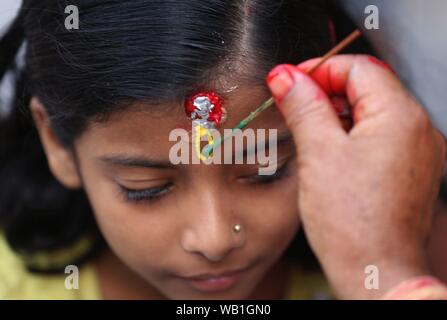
[119,183,173,203]
[241,160,290,184]
[119,161,290,203]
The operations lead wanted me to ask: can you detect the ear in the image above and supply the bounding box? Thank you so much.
[30,97,82,189]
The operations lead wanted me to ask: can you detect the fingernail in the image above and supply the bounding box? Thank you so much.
[266,64,296,103]
[367,56,396,74]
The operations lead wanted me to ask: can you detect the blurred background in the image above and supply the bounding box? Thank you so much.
[0,0,20,31]
[337,0,447,136]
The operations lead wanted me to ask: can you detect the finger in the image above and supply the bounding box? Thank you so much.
[331,96,353,132]
[266,64,346,150]
[297,55,413,125]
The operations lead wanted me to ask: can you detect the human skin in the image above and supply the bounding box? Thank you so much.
[30,83,302,299]
[267,54,446,299]
[427,182,447,284]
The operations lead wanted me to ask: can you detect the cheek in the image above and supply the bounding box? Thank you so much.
[241,179,300,254]
[80,169,180,276]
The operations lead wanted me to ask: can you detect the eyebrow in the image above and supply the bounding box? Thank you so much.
[99,155,175,169]
[98,131,293,168]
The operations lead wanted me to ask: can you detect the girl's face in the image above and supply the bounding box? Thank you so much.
[36,85,300,299]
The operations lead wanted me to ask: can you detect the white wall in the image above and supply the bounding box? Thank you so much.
[338,0,447,135]
[0,0,21,32]
[0,0,21,116]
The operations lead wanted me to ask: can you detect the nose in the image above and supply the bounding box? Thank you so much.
[180,186,245,262]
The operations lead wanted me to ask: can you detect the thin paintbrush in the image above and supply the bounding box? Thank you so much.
[202,29,362,158]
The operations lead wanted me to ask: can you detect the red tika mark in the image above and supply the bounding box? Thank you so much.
[185,91,225,127]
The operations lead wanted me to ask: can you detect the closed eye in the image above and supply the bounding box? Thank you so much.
[119,183,173,203]
[239,159,291,184]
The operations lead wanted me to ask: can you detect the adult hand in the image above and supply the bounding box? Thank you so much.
[266,55,446,299]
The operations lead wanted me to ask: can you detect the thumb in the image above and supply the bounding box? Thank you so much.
[266,64,346,149]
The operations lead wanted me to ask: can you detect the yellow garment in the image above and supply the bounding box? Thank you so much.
[0,235,100,299]
[285,264,332,300]
[0,235,331,300]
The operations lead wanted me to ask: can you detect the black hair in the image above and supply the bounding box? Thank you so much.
[0,0,336,272]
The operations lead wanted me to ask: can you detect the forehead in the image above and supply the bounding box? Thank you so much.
[76,85,287,156]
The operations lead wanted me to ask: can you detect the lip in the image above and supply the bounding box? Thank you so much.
[180,266,252,293]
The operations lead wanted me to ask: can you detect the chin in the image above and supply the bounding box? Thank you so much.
[167,285,256,300]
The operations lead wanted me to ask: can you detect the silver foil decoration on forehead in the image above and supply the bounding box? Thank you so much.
[185,91,226,130]
[190,96,216,129]
[191,96,214,121]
